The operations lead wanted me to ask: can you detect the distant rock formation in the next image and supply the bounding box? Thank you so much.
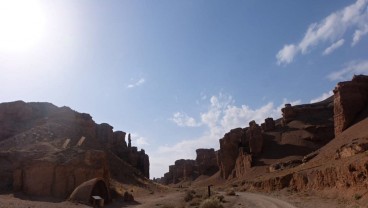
[195,148,218,176]
[159,148,219,184]
[333,75,368,136]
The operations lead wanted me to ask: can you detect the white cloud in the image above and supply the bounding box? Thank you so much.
[170,112,201,127]
[276,44,298,65]
[352,25,368,46]
[327,60,368,81]
[310,91,334,103]
[276,0,368,65]
[131,133,149,146]
[127,78,145,88]
[150,94,301,178]
[323,39,345,55]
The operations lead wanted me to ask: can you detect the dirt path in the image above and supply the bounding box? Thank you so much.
[225,192,298,208]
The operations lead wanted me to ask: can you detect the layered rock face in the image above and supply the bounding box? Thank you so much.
[162,159,196,184]
[247,121,263,154]
[196,148,218,176]
[333,75,368,136]
[234,149,252,178]
[218,128,245,179]
[13,150,108,198]
[0,101,150,196]
[217,121,264,179]
[261,117,275,132]
[160,148,219,184]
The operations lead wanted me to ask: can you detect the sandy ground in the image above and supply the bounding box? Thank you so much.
[1,189,366,208]
[0,194,90,208]
[223,192,297,208]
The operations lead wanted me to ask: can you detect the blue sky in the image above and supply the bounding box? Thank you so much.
[0,0,367,178]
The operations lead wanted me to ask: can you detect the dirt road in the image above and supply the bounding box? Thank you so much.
[229,192,298,208]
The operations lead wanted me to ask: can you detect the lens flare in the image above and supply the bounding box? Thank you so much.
[0,0,46,52]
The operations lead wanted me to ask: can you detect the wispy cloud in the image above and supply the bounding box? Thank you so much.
[327,60,368,81]
[131,133,149,146]
[352,25,368,46]
[170,112,201,127]
[276,0,368,65]
[127,78,145,88]
[151,94,301,177]
[310,91,333,103]
[323,39,345,55]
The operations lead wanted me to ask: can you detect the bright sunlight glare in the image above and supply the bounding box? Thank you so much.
[0,0,46,52]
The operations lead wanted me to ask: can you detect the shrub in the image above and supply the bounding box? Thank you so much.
[226,189,236,196]
[199,198,223,208]
[216,195,224,202]
[184,190,196,202]
[354,194,362,200]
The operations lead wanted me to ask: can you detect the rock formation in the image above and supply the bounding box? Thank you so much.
[261,117,275,132]
[217,128,244,179]
[13,150,109,198]
[195,148,218,176]
[0,101,150,197]
[234,149,252,178]
[160,148,219,184]
[333,75,368,136]
[247,121,263,154]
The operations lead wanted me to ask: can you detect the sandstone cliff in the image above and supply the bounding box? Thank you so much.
[0,101,150,198]
[159,148,219,184]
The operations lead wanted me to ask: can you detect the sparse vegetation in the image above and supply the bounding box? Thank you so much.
[199,198,223,208]
[225,189,236,196]
[184,190,196,202]
[216,195,224,202]
[353,194,362,200]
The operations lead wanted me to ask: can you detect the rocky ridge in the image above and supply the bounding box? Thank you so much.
[160,75,368,198]
[158,148,218,184]
[0,101,149,198]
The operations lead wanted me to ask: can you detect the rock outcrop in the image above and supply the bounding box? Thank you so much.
[13,150,109,198]
[333,75,368,136]
[234,149,252,178]
[217,121,266,179]
[195,148,219,176]
[261,117,275,132]
[0,101,150,197]
[247,121,263,154]
[162,159,196,184]
[160,148,220,184]
[217,128,245,179]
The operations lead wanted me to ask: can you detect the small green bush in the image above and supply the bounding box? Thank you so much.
[199,198,223,208]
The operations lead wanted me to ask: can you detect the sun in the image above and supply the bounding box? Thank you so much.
[0,0,46,52]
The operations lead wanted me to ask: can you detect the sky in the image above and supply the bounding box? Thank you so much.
[0,0,367,179]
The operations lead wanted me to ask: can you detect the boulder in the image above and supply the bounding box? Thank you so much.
[335,141,368,159]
